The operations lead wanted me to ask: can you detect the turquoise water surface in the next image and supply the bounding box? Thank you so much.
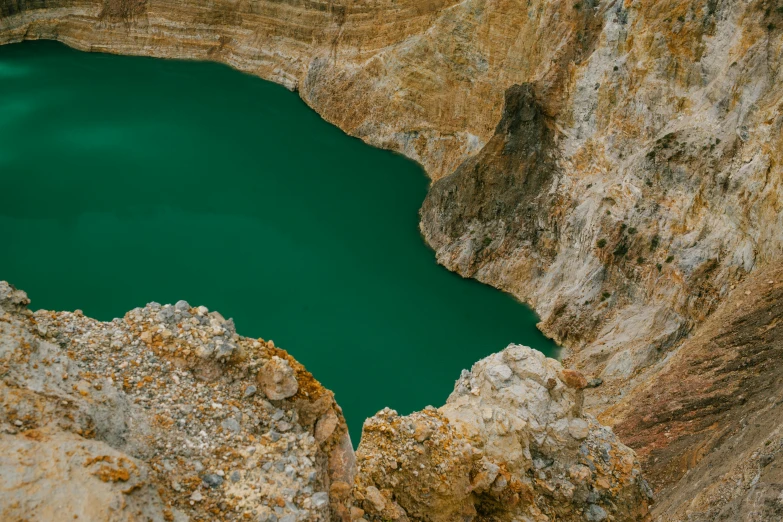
[0,41,557,439]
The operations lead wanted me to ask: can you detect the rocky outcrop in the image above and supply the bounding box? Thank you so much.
[0,281,354,521]
[603,262,783,521]
[354,345,652,521]
[420,83,561,285]
[0,282,650,521]
[420,0,783,404]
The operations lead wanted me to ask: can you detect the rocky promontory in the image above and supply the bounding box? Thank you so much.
[354,346,651,521]
[0,281,353,521]
[0,281,650,521]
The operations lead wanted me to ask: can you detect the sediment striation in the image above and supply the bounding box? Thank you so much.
[604,262,783,521]
[0,282,649,521]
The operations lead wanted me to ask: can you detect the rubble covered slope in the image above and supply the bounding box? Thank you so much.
[604,262,783,521]
[0,281,650,521]
[0,281,354,522]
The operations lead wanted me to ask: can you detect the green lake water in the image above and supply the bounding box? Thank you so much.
[0,41,558,439]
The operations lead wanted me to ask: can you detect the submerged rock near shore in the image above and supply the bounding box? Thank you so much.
[0,282,650,521]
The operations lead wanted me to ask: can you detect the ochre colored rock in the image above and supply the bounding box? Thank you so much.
[606,263,783,521]
[3,1,783,518]
[561,369,589,390]
[355,345,652,522]
[2,0,782,424]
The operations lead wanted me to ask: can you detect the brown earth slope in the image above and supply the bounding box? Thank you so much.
[606,262,783,520]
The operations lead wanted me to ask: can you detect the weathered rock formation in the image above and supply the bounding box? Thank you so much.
[420,0,783,402]
[3,0,783,518]
[354,345,652,521]
[604,262,783,521]
[0,281,354,521]
[0,282,650,521]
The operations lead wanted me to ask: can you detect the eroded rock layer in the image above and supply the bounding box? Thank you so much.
[605,262,783,521]
[420,0,783,404]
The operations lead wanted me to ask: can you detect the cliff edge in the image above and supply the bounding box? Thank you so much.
[0,282,650,521]
[0,281,354,521]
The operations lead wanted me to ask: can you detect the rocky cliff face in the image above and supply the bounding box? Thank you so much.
[354,345,651,522]
[603,262,783,521]
[0,283,648,521]
[420,0,783,402]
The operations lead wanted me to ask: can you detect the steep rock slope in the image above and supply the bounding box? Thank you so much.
[604,262,783,521]
[3,0,783,517]
[0,283,649,521]
[1,0,575,178]
[354,345,652,522]
[421,0,783,400]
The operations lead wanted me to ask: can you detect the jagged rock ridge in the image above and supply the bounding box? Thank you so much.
[0,282,650,521]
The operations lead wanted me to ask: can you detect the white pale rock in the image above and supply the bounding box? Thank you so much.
[356,345,650,522]
[568,418,589,440]
[486,363,513,387]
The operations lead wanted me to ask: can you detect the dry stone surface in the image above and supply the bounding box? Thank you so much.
[0,281,353,522]
[355,345,652,522]
[0,282,653,521]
